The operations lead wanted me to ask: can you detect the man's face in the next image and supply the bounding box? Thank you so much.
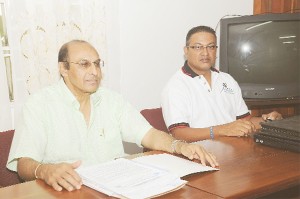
[60,42,102,96]
[184,32,217,75]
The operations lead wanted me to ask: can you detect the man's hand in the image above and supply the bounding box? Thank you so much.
[38,161,82,192]
[217,119,256,137]
[177,142,219,168]
[142,128,218,167]
[262,111,283,121]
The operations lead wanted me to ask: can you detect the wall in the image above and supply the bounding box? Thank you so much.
[0,43,13,131]
[1,1,253,153]
[104,0,253,153]
[116,0,253,111]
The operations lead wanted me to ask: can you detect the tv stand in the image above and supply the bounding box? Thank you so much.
[245,98,300,117]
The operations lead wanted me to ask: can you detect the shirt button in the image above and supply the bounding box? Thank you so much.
[99,129,104,137]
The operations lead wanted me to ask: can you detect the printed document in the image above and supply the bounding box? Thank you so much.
[77,158,187,199]
[133,153,219,177]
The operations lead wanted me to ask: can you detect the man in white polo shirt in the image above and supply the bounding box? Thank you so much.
[161,26,282,142]
[7,40,218,192]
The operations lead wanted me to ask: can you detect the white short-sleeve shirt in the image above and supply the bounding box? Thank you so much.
[7,79,152,171]
[161,62,249,131]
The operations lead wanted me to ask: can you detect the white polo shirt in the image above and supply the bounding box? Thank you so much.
[161,62,249,131]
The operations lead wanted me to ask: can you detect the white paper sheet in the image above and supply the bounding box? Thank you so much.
[133,153,219,177]
[77,158,187,199]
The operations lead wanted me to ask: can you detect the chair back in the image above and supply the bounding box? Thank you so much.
[0,130,22,187]
[140,108,168,133]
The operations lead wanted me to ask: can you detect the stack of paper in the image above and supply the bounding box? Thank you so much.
[133,153,219,177]
[77,153,219,198]
[77,158,186,199]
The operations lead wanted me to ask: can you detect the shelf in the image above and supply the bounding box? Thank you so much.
[245,98,300,117]
[245,98,300,107]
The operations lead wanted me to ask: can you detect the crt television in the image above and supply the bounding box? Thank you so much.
[219,13,300,99]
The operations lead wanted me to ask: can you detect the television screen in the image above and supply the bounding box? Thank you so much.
[219,13,300,99]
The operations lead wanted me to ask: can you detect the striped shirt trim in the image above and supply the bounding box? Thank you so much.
[237,112,251,120]
[181,60,220,78]
[168,122,190,131]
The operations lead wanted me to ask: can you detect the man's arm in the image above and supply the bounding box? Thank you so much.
[141,128,219,168]
[171,111,283,142]
[170,119,256,142]
[17,157,82,191]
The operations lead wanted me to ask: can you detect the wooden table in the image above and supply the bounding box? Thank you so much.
[0,180,221,199]
[0,137,299,198]
[185,137,300,198]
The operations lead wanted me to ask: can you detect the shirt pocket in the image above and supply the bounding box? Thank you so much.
[87,122,124,162]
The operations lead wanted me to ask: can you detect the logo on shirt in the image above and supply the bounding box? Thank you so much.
[221,83,234,94]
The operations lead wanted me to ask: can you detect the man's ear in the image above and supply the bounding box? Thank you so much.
[59,62,68,77]
[183,46,188,59]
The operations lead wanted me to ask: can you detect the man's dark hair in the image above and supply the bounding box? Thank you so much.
[186,26,216,46]
[58,40,89,69]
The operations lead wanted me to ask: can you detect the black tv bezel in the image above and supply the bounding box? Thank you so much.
[219,13,300,100]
